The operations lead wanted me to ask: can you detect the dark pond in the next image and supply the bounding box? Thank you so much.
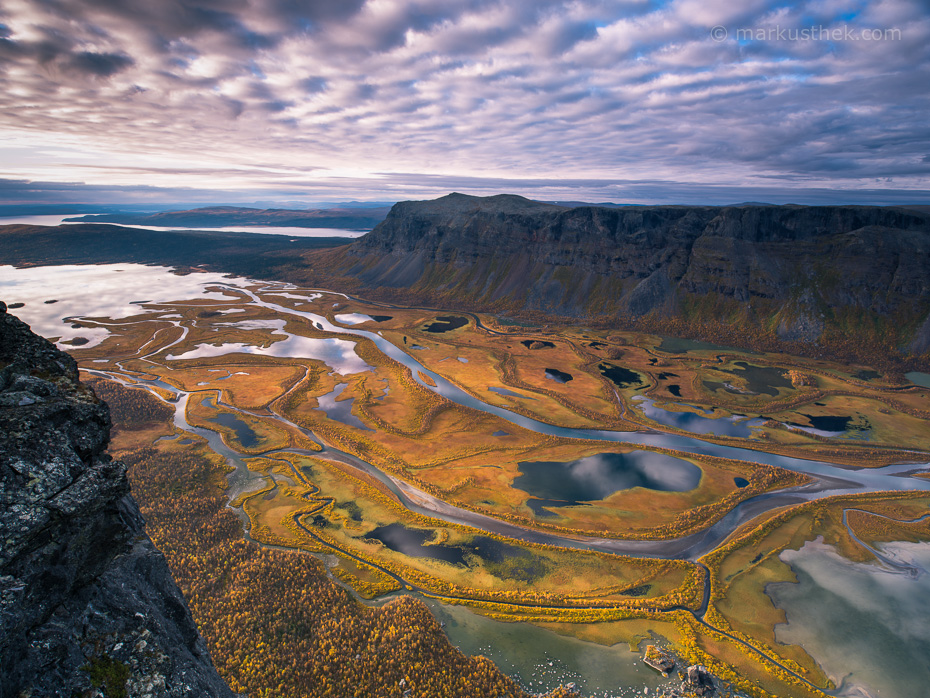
[657,372,679,380]
[667,384,682,397]
[371,315,393,322]
[492,430,510,437]
[462,536,548,582]
[621,584,651,597]
[718,361,793,397]
[588,341,607,349]
[424,316,469,333]
[599,363,643,388]
[521,339,555,349]
[854,369,881,381]
[798,414,852,432]
[364,523,467,564]
[525,497,576,518]
[363,525,545,578]
[544,368,573,383]
[489,386,536,400]
[734,477,749,488]
[514,451,701,510]
[208,411,259,448]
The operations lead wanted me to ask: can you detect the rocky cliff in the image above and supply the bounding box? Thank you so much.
[0,302,234,698]
[319,193,930,356]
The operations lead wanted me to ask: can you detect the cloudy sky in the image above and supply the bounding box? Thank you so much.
[1,0,928,206]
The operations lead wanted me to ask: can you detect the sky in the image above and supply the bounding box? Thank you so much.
[0,0,928,207]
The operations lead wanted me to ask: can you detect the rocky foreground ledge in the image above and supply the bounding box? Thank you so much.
[0,301,234,698]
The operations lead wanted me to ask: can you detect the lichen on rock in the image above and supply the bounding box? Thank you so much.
[0,300,236,698]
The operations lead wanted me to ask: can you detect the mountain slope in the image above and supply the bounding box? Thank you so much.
[311,193,930,360]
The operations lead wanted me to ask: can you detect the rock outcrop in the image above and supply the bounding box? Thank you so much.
[320,193,930,354]
[0,301,234,698]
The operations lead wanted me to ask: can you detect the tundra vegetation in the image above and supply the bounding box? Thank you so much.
[71,281,930,698]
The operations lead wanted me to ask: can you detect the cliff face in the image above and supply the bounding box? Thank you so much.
[0,302,234,698]
[327,194,930,352]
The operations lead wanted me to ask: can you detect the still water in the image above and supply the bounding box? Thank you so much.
[420,597,679,698]
[0,213,365,237]
[770,539,930,698]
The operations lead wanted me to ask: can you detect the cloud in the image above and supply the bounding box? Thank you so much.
[0,0,926,202]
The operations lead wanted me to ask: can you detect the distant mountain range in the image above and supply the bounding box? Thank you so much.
[65,204,391,230]
[309,193,930,363]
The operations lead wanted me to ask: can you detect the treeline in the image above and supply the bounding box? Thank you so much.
[85,375,174,429]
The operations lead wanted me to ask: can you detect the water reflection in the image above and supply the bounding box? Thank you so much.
[0,263,248,348]
[316,383,373,431]
[514,451,701,512]
[166,323,372,375]
[633,396,763,438]
[770,538,930,698]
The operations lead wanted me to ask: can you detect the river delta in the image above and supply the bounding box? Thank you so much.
[4,263,930,698]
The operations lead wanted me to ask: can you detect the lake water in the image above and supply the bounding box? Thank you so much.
[905,371,930,388]
[769,538,930,697]
[0,213,365,237]
[0,264,255,348]
[513,451,702,510]
[420,597,680,698]
[316,383,374,431]
[632,396,764,438]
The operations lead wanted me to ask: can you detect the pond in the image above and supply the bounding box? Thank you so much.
[316,383,373,432]
[363,523,466,565]
[905,371,930,388]
[521,339,554,349]
[207,410,259,448]
[715,361,793,397]
[423,316,468,333]
[544,368,573,383]
[420,596,679,698]
[599,363,643,389]
[334,313,375,325]
[656,337,756,354]
[513,451,701,511]
[633,396,764,438]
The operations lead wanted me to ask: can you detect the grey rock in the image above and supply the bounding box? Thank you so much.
[333,194,930,344]
[0,306,236,698]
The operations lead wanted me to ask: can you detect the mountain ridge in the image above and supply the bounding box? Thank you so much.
[308,193,930,363]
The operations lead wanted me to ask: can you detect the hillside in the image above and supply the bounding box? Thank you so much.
[310,193,930,363]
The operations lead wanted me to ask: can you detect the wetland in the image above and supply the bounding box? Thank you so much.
[6,262,930,698]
